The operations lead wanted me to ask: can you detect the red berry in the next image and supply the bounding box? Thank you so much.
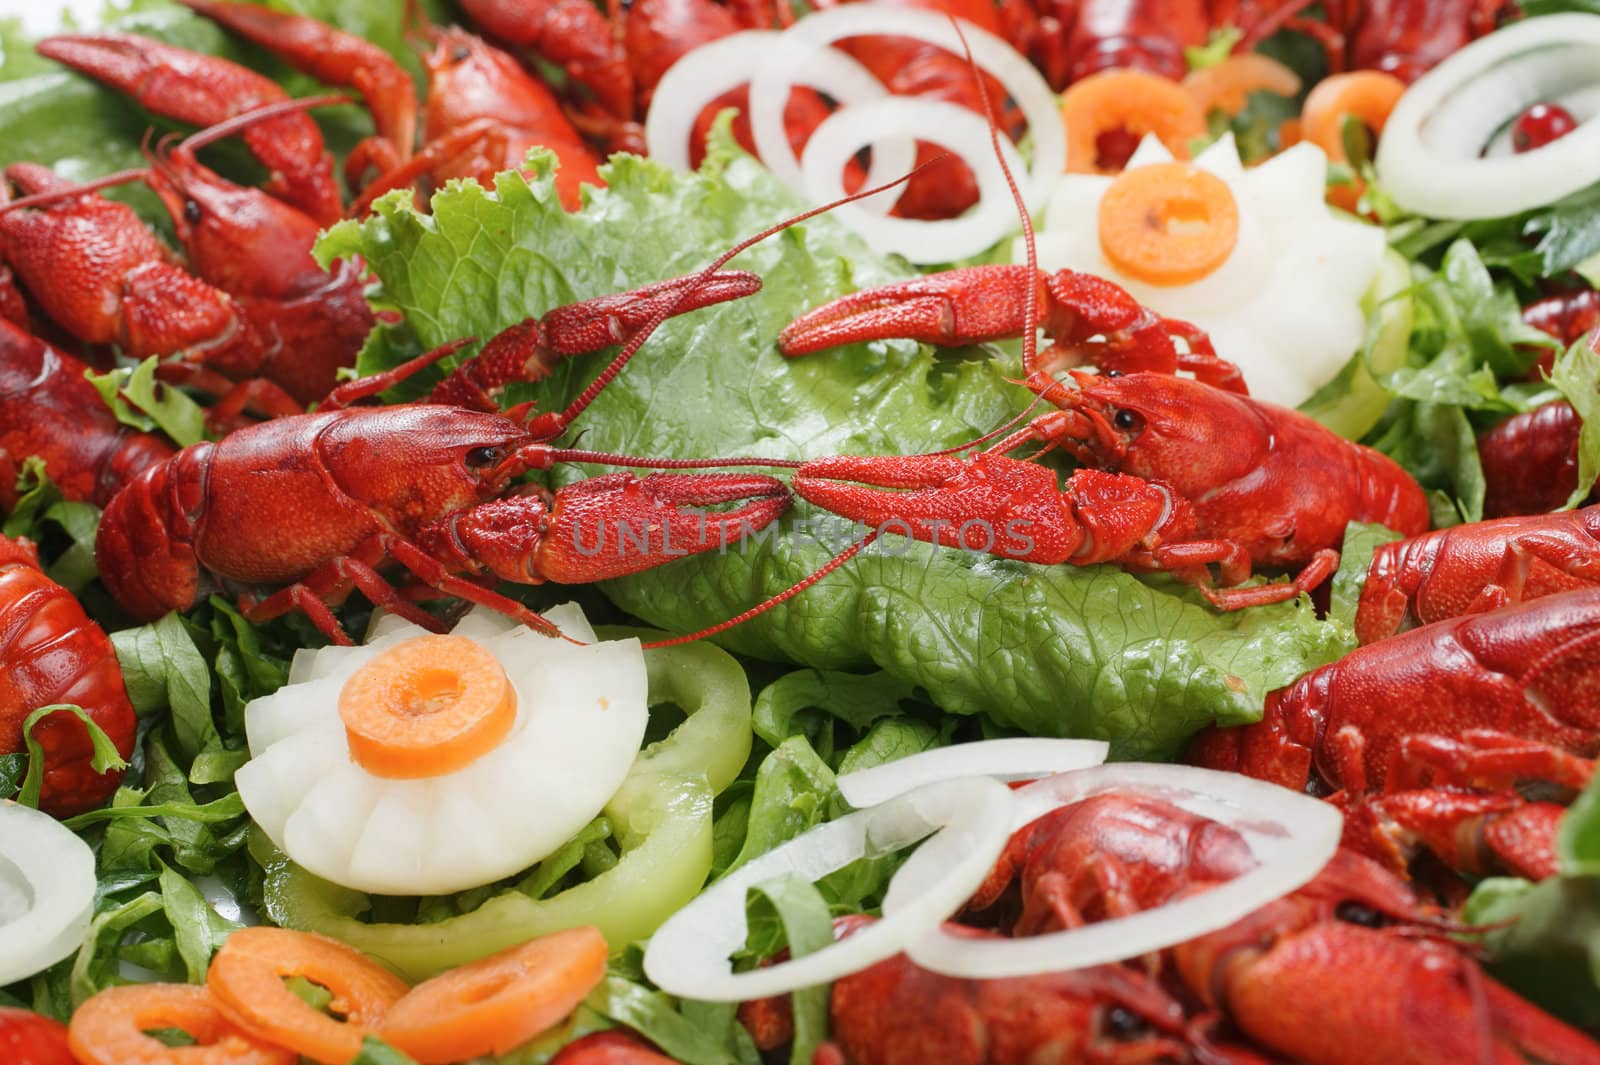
[1511,102,1579,153]
[0,1008,75,1065]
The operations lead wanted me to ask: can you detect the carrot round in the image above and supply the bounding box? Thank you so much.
[1097,162,1240,286]
[338,634,516,778]
[207,927,411,1065]
[67,984,294,1065]
[1061,70,1207,174]
[379,926,608,1063]
[1183,53,1302,116]
[1301,71,1406,210]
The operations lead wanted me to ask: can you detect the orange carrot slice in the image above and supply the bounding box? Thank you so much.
[207,927,411,1065]
[1183,54,1302,116]
[1097,162,1240,287]
[1061,70,1207,174]
[1300,71,1406,210]
[379,927,608,1064]
[68,984,294,1065]
[338,634,516,779]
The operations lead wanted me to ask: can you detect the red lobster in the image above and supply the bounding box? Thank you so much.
[779,265,1429,608]
[1479,292,1600,519]
[0,317,174,511]
[1321,0,1521,82]
[962,792,1600,1065]
[1190,587,1600,883]
[1353,503,1600,644]
[1000,0,1337,90]
[0,536,138,817]
[459,0,1008,218]
[738,914,1193,1065]
[140,125,375,417]
[34,32,341,225]
[0,158,343,424]
[165,1,605,215]
[92,271,785,645]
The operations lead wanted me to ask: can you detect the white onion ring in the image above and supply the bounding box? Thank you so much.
[0,801,96,984]
[895,764,1342,980]
[835,737,1109,809]
[643,29,915,206]
[799,96,1035,262]
[642,775,1013,1001]
[748,5,1064,259]
[1375,14,1600,219]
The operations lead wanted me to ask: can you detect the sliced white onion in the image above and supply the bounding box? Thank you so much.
[642,775,1013,1001]
[835,738,1108,809]
[238,604,648,896]
[1375,14,1600,219]
[0,801,96,984]
[895,764,1342,980]
[643,29,914,208]
[748,5,1064,261]
[799,96,1034,263]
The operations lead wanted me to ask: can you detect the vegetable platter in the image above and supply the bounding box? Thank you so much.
[1,0,1600,1062]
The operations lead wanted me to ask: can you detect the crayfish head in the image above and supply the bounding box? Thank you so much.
[145,140,322,300]
[1047,372,1270,500]
[321,406,541,531]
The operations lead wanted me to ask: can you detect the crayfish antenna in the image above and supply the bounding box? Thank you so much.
[0,95,353,217]
[643,20,1041,648]
[640,531,880,650]
[0,167,148,214]
[541,447,801,471]
[174,93,354,154]
[544,155,947,438]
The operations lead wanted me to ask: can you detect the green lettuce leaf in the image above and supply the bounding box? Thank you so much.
[12,704,129,808]
[1551,336,1600,509]
[1464,772,1600,1027]
[319,137,1353,758]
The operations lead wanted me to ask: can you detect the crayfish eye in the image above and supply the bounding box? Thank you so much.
[1113,408,1143,432]
[450,44,471,62]
[1103,1006,1149,1039]
[464,445,501,469]
[183,200,202,225]
[1333,901,1385,928]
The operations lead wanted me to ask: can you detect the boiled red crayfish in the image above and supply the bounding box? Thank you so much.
[0,316,174,510]
[963,792,1600,1065]
[35,31,341,225]
[91,264,784,644]
[737,913,1192,1065]
[729,794,1600,1065]
[1191,587,1600,882]
[459,0,1018,219]
[779,264,1428,609]
[1353,503,1600,644]
[0,536,137,817]
[1479,293,1599,519]
[0,151,358,426]
[161,0,604,214]
[1321,0,1520,82]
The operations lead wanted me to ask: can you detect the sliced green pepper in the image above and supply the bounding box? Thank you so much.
[256,635,752,980]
